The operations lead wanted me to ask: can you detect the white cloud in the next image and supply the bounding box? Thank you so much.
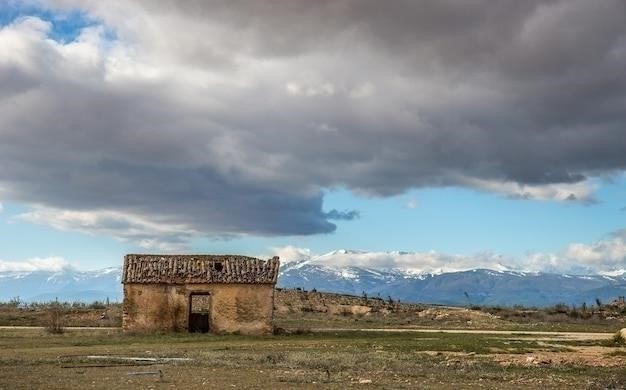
[285,81,335,97]
[562,230,626,268]
[0,202,3,212]
[137,239,188,252]
[16,207,199,251]
[268,246,313,263]
[0,16,51,69]
[404,200,417,209]
[523,252,564,273]
[462,177,595,202]
[278,248,513,274]
[0,256,70,272]
[307,122,338,133]
[349,82,375,99]
[276,228,626,275]
[325,250,509,274]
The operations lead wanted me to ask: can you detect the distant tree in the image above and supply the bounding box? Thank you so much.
[8,296,21,307]
[45,303,64,334]
[596,298,603,308]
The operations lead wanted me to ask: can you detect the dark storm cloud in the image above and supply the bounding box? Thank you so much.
[1,0,626,244]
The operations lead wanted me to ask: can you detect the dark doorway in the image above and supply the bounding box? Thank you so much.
[188,293,211,333]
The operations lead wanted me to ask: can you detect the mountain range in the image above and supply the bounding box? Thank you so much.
[0,267,122,303]
[2,250,626,307]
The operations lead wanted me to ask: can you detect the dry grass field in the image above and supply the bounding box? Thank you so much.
[2,290,626,389]
[1,328,626,389]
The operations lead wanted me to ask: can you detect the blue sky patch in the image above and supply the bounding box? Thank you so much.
[0,1,114,43]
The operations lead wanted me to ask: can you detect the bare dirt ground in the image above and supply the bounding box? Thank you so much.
[314,327,613,340]
[495,346,626,367]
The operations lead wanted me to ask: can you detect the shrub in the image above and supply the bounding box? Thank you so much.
[339,306,353,316]
[263,352,287,364]
[568,307,581,319]
[292,327,312,335]
[603,332,626,347]
[8,296,21,308]
[273,326,287,335]
[88,301,107,310]
[548,303,569,314]
[46,304,65,334]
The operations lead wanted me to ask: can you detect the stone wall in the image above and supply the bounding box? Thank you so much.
[123,283,275,335]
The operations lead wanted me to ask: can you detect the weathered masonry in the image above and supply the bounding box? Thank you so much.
[122,254,280,335]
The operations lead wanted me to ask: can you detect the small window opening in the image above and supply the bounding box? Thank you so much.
[214,262,223,272]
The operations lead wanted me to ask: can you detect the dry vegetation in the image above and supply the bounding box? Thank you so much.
[2,289,626,332]
[2,290,626,388]
[273,289,626,333]
[0,299,121,328]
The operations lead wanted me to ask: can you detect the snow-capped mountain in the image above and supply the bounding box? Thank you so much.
[1,250,626,307]
[279,263,626,307]
[277,250,626,306]
[0,267,122,302]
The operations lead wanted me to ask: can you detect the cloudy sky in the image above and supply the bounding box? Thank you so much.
[1,0,625,274]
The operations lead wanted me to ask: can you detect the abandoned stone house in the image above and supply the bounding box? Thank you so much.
[122,254,280,335]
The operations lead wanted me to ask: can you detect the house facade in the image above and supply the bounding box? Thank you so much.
[122,254,280,335]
